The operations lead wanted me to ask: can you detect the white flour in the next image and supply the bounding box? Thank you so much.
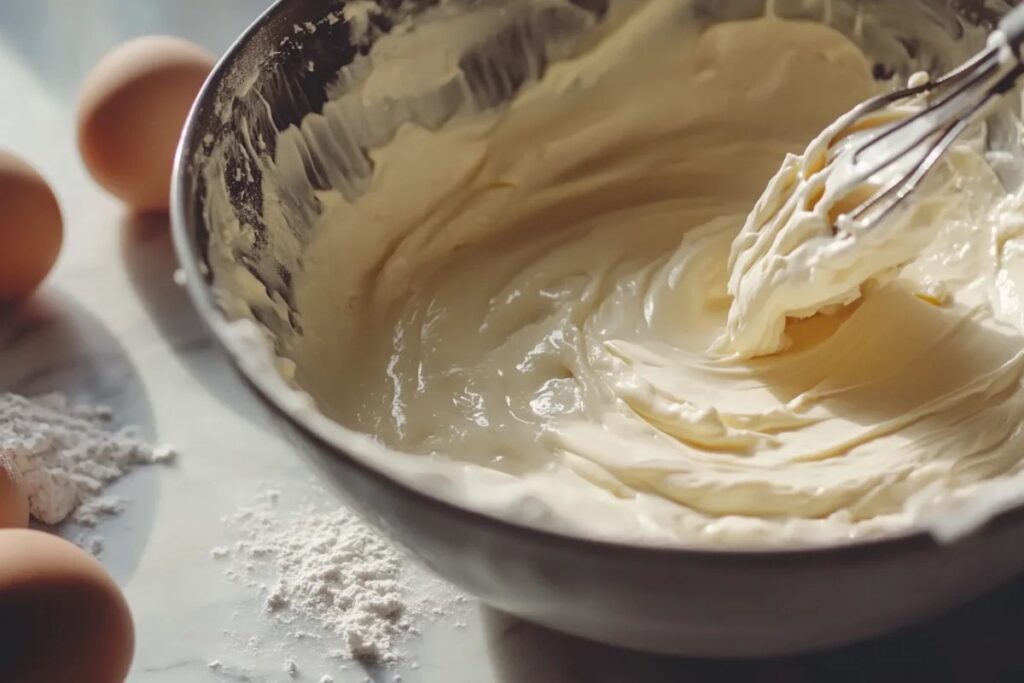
[213,489,465,674]
[0,392,175,527]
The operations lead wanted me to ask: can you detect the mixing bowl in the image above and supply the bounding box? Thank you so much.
[172,0,1024,657]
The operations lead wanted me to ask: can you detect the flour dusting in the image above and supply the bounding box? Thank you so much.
[0,392,175,528]
[213,489,466,673]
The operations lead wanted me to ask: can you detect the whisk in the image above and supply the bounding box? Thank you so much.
[830,5,1024,231]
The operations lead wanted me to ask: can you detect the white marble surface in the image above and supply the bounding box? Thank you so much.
[6,2,1024,682]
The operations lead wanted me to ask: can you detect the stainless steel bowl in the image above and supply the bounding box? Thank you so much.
[172,0,1024,657]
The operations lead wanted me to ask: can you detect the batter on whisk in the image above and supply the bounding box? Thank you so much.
[724,4,1024,358]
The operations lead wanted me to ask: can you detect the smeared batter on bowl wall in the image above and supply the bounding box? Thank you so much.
[203,0,1024,546]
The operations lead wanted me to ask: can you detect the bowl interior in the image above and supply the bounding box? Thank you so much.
[173,0,1020,548]
[181,0,1014,321]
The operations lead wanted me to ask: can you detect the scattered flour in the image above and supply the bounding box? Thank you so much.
[213,489,466,674]
[74,532,106,556]
[284,658,299,677]
[72,495,126,527]
[0,392,175,528]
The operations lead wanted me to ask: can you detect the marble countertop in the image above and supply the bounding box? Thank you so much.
[3,2,1024,682]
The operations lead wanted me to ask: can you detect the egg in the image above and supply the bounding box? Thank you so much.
[0,530,134,682]
[77,35,214,211]
[0,151,63,303]
[0,456,28,528]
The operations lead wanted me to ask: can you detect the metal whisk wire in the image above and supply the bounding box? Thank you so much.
[831,5,1024,232]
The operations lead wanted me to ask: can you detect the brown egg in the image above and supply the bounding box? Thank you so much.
[0,530,134,683]
[77,36,215,211]
[0,151,63,303]
[0,456,28,529]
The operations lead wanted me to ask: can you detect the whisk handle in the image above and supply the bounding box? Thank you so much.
[998,4,1024,54]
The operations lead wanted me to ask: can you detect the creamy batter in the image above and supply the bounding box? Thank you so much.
[206,0,1024,546]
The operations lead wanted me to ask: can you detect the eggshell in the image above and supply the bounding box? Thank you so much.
[0,151,63,303]
[0,530,134,683]
[77,36,214,211]
[0,456,28,529]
